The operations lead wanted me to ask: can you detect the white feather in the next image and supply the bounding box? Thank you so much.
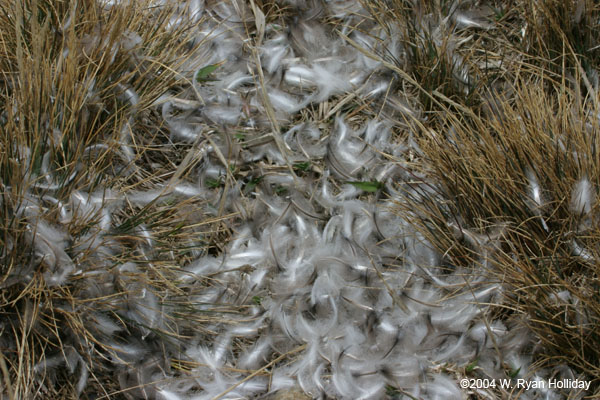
[285,64,317,88]
[571,239,595,262]
[133,288,160,339]
[262,38,291,73]
[169,120,200,142]
[525,169,549,230]
[431,303,479,332]
[224,72,253,90]
[267,88,305,114]
[33,354,64,373]
[310,63,352,102]
[238,337,272,369]
[332,358,363,399]
[28,220,76,286]
[225,248,265,268]
[453,10,492,30]
[91,312,123,336]
[173,183,204,198]
[355,377,385,400]
[107,341,148,364]
[433,334,470,363]
[310,272,340,305]
[213,334,231,365]
[469,321,507,349]
[184,256,222,278]
[203,105,242,125]
[187,345,222,371]
[76,360,89,396]
[116,83,139,108]
[270,368,297,392]
[549,290,572,304]
[157,389,186,400]
[426,374,464,400]
[228,315,265,337]
[570,177,595,215]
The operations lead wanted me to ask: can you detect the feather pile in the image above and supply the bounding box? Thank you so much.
[1,0,592,399]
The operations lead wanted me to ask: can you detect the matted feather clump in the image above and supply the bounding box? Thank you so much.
[0,0,598,399]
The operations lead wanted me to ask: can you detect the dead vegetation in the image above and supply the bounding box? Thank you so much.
[0,0,231,397]
[1,0,599,398]
[370,0,600,396]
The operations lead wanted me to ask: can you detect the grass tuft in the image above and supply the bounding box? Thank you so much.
[0,0,225,397]
[399,76,600,389]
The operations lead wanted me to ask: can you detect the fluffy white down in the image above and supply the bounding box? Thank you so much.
[24,0,586,399]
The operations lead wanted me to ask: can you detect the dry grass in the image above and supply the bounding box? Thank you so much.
[406,78,600,382]
[0,0,228,397]
[2,0,600,398]
[363,0,600,395]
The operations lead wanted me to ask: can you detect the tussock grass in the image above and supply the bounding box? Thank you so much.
[518,0,600,73]
[3,0,600,397]
[405,79,600,380]
[360,0,501,115]
[0,0,221,397]
[366,0,600,394]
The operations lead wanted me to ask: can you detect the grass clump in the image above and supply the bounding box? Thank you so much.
[518,0,600,73]
[361,0,600,394]
[0,0,222,397]
[2,0,600,397]
[400,73,600,391]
